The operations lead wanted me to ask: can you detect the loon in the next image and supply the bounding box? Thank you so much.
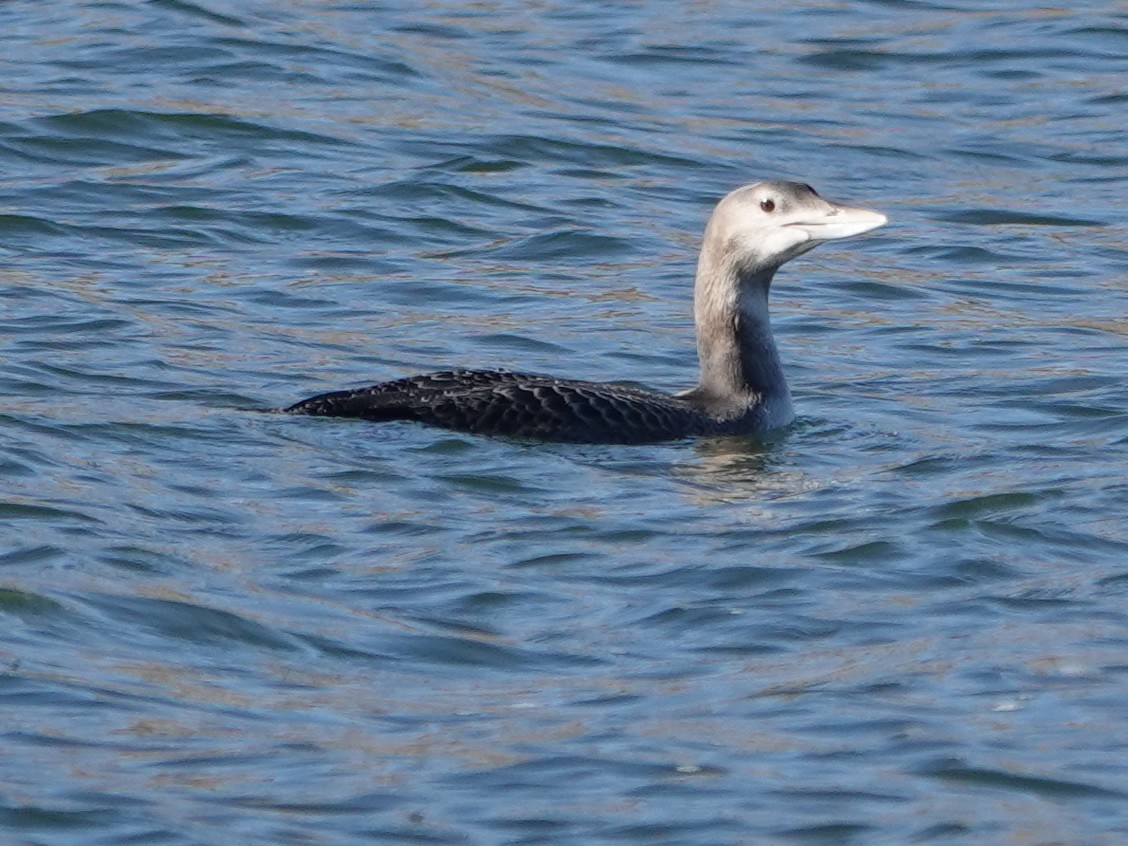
[285,181,886,444]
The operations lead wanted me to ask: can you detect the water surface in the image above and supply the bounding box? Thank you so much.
[2,1,1128,844]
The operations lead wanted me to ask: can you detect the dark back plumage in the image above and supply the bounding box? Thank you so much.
[285,369,719,444]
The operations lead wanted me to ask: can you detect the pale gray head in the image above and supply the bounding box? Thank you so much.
[688,180,886,421]
[702,180,887,278]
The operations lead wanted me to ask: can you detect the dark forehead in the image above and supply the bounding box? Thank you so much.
[748,180,819,198]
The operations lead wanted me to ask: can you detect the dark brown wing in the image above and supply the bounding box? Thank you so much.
[284,369,712,444]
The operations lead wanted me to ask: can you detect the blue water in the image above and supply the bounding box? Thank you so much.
[3,2,1128,844]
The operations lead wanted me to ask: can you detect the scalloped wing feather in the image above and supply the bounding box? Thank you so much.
[285,369,715,444]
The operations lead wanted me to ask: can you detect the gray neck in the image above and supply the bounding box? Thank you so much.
[689,246,791,418]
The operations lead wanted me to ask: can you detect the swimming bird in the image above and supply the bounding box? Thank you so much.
[285,181,886,444]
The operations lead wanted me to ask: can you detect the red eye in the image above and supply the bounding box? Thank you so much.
[760,198,775,213]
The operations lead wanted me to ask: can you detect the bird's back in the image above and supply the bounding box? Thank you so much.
[285,369,716,444]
